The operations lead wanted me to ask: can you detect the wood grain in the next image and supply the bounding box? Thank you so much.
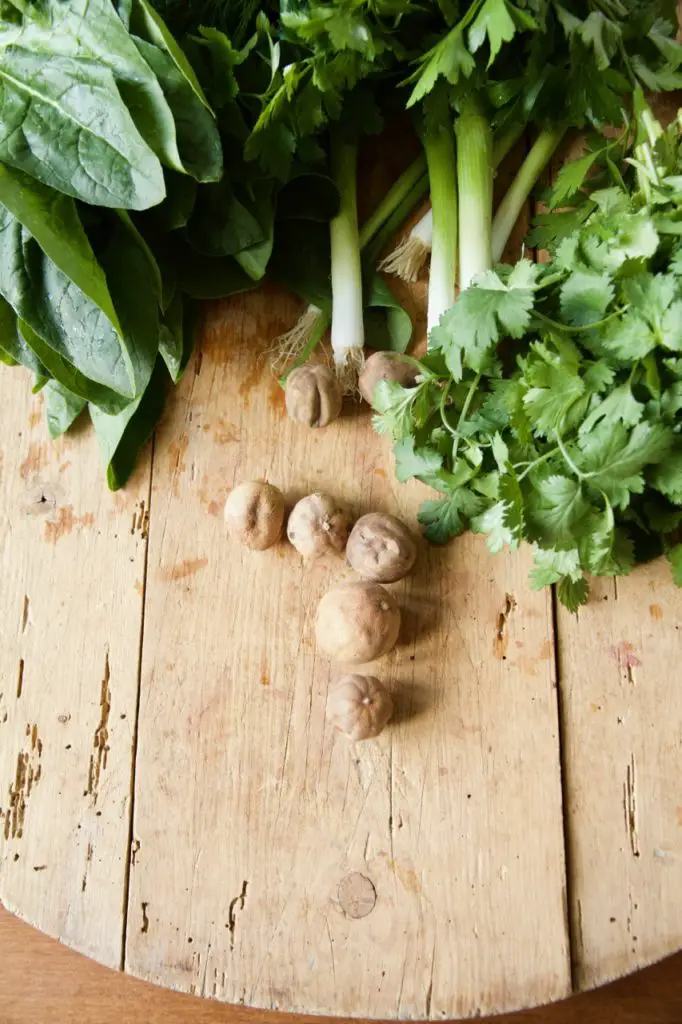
[0,374,150,967]
[557,569,682,989]
[2,907,682,1024]
[547,92,682,993]
[124,276,570,1017]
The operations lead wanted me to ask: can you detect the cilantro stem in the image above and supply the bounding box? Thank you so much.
[439,381,458,437]
[492,126,566,262]
[422,86,458,330]
[516,446,561,481]
[533,306,627,334]
[555,431,585,480]
[450,373,481,461]
[456,94,493,288]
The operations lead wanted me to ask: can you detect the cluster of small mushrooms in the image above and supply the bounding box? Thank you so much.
[224,362,418,743]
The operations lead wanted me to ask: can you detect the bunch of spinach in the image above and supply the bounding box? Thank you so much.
[375,101,682,608]
[0,0,346,485]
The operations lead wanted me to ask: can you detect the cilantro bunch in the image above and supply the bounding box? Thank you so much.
[375,105,682,609]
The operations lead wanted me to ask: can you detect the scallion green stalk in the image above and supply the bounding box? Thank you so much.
[491,126,566,262]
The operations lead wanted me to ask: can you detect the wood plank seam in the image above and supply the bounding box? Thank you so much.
[533,160,579,998]
[121,434,156,972]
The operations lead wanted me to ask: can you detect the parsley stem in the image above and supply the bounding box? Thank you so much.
[533,306,627,334]
[456,94,493,288]
[492,126,566,263]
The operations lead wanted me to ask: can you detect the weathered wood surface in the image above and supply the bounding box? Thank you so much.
[0,139,680,1018]
[0,372,150,968]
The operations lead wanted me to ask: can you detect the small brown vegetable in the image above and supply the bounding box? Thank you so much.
[285,364,342,427]
[315,581,401,664]
[224,480,285,550]
[346,513,417,583]
[287,493,350,559]
[358,351,418,407]
[327,675,393,740]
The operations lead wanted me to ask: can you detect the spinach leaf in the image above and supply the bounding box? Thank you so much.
[90,358,167,490]
[185,178,264,257]
[0,209,155,401]
[130,0,211,110]
[0,46,164,208]
[159,289,184,382]
[18,320,129,412]
[134,37,222,182]
[5,0,185,174]
[277,172,340,222]
[100,219,160,398]
[152,171,197,230]
[0,163,122,334]
[177,245,258,300]
[364,274,412,353]
[43,380,86,438]
[0,293,46,374]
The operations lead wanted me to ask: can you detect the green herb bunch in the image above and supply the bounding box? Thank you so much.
[375,101,682,608]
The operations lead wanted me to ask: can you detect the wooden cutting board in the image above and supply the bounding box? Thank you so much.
[0,142,681,1018]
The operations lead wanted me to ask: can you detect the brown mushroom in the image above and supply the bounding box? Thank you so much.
[285,364,343,427]
[224,480,285,550]
[315,581,401,664]
[287,493,350,559]
[326,675,393,740]
[358,351,418,407]
[346,512,417,583]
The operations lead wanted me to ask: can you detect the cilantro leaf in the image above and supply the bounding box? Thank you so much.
[578,421,674,507]
[650,449,682,505]
[559,269,614,326]
[579,383,644,436]
[418,488,486,544]
[529,546,590,610]
[557,575,590,611]
[529,545,583,587]
[372,380,434,440]
[393,436,443,483]
[430,260,538,379]
[471,499,518,553]
[527,473,592,547]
